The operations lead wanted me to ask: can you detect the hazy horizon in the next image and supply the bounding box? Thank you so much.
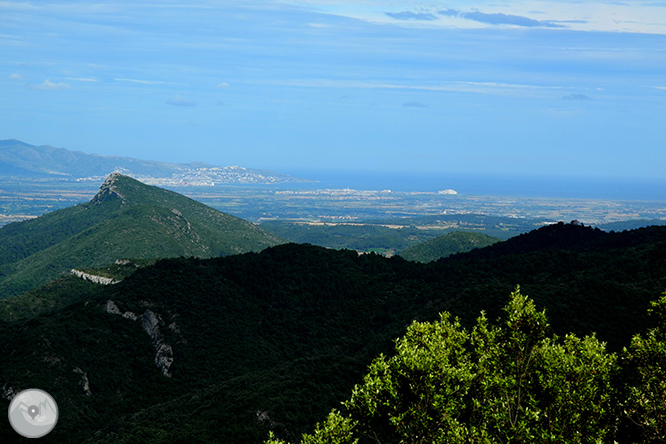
[4,137,666,202]
[2,1,666,180]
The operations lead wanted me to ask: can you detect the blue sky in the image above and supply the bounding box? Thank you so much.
[1,1,665,180]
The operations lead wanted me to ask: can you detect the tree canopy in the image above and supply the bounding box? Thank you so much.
[623,292,666,443]
[268,288,665,444]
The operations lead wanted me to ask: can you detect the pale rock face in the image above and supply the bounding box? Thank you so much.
[105,300,175,377]
[105,300,122,314]
[256,410,278,428]
[73,367,92,396]
[2,383,19,401]
[91,172,126,205]
[140,310,174,377]
[71,269,120,285]
[105,300,137,320]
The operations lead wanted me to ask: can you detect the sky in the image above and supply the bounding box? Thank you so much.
[1,0,666,180]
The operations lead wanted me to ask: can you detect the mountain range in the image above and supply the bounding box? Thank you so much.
[1,217,665,443]
[0,172,284,298]
[0,139,308,185]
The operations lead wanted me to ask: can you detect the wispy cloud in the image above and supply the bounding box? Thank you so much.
[166,95,198,107]
[210,2,665,34]
[115,78,175,85]
[66,77,99,82]
[216,82,230,88]
[0,2,40,11]
[450,81,564,96]
[28,79,71,90]
[8,73,22,80]
[264,79,562,98]
[385,11,437,21]
[0,33,26,46]
[563,93,592,101]
[438,9,565,28]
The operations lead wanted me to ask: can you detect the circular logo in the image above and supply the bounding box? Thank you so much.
[8,389,59,438]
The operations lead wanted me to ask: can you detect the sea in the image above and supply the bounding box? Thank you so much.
[281,170,666,202]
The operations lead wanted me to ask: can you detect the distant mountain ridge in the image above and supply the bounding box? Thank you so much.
[0,139,308,185]
[0,173,285,297]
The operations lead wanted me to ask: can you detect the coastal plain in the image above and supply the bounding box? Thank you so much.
[2,178,665,228]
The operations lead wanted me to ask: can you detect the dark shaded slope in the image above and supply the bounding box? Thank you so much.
[457,220,609,259]
[597,219,666,232]
[0,246,425,444]
[443,222,666,346]
[0,224,665,443]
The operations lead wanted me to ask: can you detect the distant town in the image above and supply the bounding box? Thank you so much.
[74,166,311,187]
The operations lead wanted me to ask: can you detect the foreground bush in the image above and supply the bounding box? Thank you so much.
[623,292,666,443]
[268,288,621,444]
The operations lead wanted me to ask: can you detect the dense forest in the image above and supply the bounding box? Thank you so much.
[0,222,665,443]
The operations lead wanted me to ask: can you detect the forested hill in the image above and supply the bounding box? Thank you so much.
[0,222,665,443]
[399,231,501,262]
[455,220,608,258]
[0,173,284,297]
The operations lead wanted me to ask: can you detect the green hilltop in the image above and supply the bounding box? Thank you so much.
[0,173,284,297]
[398,230,501,263]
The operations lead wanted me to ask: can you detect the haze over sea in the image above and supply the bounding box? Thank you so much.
[285,170,666,202]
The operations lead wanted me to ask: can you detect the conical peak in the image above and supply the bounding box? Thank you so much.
[91,172,129,205]
[105,171,124,181]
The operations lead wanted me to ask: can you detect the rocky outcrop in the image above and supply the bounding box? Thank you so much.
[140,310,174,378]
[105,300,137,320]
[104,300,174,377]
[73,367,92,396]
[71,269,120,285]
[90,171,126,205]
[2,383,19,401]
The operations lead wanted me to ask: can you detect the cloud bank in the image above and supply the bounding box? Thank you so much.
[387,8,565,28]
